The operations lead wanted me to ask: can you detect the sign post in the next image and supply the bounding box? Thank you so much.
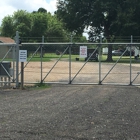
[19,50,27,89]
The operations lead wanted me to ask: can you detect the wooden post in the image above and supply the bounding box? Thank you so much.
[21,62,24,89]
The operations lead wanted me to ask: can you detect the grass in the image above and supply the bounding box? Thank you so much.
[27,53,80,62]
[34,82,50,89]
[23,82,50,90]
[29,53,139,63]
[100,55,139,63]
[1,53,139,63]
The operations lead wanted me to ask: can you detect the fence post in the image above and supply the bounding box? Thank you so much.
[21,62,24,89]
[99,35,102,85]
[12,46,16,82]
[15,31,19,88]
[69,34,72,84]
[41,36,44,83]
[130,35,133,85]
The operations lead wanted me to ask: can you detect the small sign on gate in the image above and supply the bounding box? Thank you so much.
[80,46,87,58]
[19,50,27,62]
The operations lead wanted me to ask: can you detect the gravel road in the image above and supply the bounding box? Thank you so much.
[0,84,140,140]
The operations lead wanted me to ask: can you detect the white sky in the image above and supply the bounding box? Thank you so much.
[0,0,57,26]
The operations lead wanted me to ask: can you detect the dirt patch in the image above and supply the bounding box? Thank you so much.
[0,84,140,139]
[19,61,140,84]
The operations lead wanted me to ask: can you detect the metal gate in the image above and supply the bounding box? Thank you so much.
[0,44,16,88]
[20,43,140,86]
[0,32,140,88]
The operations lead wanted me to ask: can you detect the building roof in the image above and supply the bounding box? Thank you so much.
[0,37,15,43]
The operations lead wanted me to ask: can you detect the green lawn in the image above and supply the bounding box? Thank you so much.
[1,53,139,63]
[27,53,80,62]
[29,53,138,63]
[101,55,138,63]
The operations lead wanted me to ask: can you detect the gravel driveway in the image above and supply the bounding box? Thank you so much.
[0,84,140,140]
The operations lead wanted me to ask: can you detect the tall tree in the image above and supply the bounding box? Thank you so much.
[13,10,31,37]
[31,12,48,37]
[56,0,140,61]
[118,0,140,37]
[46,13,69,42]
[1,16,14,37]
[1,10,31,37]
[38,7,47,13]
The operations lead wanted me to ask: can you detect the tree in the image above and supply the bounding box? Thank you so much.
[56,0,140,61]
[118,0,140,37]
[46,13,69,42]
[38,7,47,13]
[31,12,48,37]
[13,10,31,37]
[1,10,31,37]
[1,16,14,37]
[33,7,47,13]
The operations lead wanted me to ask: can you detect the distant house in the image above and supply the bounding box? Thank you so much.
[0,37,15,59]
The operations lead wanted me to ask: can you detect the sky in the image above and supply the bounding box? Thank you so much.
[0,0,57,26]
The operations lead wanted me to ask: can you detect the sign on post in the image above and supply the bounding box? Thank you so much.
[19,50,27,62]
[80,46,87,58]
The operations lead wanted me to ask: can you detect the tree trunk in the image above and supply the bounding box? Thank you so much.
[106,44,113,62]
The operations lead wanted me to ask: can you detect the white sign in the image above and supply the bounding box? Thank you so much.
[80,46,87,58]
[19,50,27,62]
